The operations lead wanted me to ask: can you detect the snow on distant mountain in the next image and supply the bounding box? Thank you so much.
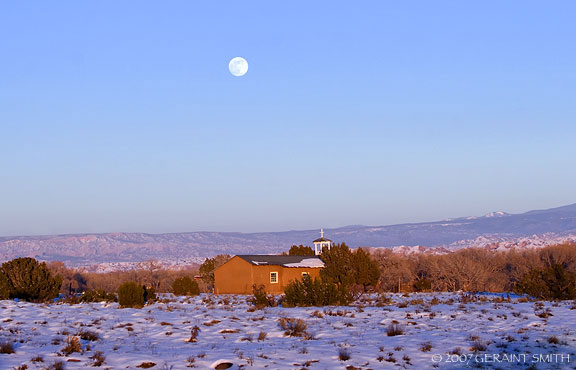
[448,210,512,220]
[483,211,511,218]
[1,203,575,267]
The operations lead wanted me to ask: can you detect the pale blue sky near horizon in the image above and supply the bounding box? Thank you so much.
[1,1,575,236]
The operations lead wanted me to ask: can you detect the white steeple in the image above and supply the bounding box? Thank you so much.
[313,228,332,255]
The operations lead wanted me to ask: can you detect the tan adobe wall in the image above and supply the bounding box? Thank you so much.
[281,267,321,289]
[214,256,254,294]
[251,264,285,294]
[214,256,322,294]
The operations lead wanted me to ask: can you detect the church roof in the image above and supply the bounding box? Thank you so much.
[313,237,331,243]
[237,255,324,268]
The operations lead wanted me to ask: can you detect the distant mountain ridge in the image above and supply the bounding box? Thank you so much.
[1,203,575,267]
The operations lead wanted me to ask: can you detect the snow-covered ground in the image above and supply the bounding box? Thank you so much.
[1,293,575,369]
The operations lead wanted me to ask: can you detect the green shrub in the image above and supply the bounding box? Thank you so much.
[515,264,576,300]
[353,248,381,290]
[249,284,278,309]
[284,274,350,307]
[250,284,269,308]
[320,244,380,292]
[288,245,315,256]
[0,273,9,300]
[81,289,117,303]
[0,257,62,302]
[117,282,151,308]
[171,276,200,296]
[320,243,357,287]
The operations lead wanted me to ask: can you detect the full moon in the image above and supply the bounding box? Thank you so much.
[229,57,248,77]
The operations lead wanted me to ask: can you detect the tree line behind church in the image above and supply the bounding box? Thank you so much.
[0,242,574,305]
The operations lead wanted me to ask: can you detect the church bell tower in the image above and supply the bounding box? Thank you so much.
[313,228,332,255]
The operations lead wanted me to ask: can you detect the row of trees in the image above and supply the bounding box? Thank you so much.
[371,243,576,299]
[1,243,574,303]
[46,260,208,296]
[0,258,203,303]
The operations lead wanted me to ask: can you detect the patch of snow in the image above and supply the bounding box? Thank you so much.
[283,258,325,268]
[0,293,573,369]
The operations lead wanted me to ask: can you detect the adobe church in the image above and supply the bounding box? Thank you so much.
[214,230,332,294]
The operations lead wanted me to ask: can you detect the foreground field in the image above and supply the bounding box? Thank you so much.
[0,293,575,369]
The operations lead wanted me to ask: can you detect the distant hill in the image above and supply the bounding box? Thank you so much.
[1,203,575,267]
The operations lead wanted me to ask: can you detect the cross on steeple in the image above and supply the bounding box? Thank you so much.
[313,228,332,255]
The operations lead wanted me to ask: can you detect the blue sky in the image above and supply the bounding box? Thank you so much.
[1,1,575,236]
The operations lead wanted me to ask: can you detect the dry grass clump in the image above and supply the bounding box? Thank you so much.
[409,298,425,306]
[450,347,462,355]
[470,340,487,352]
[45,361,65,370]
[386,323,405,336]
[338,348,351,361]
[136,362,156,368]
[30,355,44,363]
[186,356,196,368]
[203,320,221,326]
[547,335,559,344]
[90,351,106,366]
[420,342,432,352]
[115,322,134,331]
[536,308,553,318]
[324,309,352,317]
[385,354,397,363]
[278,317,308,337]
[257,331,267,341]
[219,329,240,334]
[377,294,393,306]
[78,329,99,341]
[310,310,324,318]
[61,336,82,356]
[459,293,477,304]
[187,326,201,342]
[0,341,15,354]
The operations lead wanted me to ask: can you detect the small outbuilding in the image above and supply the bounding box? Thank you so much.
[214,255,325,294]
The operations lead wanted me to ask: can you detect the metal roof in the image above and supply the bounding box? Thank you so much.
[236,255,323,267]
[313,237,331,243]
